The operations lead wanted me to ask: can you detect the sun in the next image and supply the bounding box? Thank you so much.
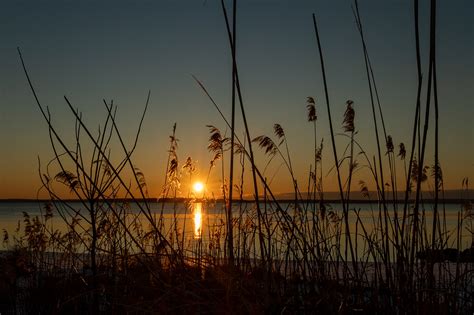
[193,181,204,194]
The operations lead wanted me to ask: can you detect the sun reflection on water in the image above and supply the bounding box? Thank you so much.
[193,202,202,239]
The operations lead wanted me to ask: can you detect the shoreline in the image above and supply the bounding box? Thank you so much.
[0,197,472,204]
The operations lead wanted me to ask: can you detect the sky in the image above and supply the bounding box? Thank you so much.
[0,0,472,199]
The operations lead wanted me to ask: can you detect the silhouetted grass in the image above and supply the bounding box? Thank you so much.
[1,0,473,314]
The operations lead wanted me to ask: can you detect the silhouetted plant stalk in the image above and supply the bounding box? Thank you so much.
[430,0,440,293]
[306,97,318,206]
[18,48,187,283]
[385,135,400,264]
[195,76,321,280]
[401,0,423,257]
[206,124,230,260]
[181,156,195,250]
[305,98,326,276]
[226,0,237,265]
[343,100,356,272]
[410,0,437,286]
[220,0,267,265]
[312,12,358,279]
[353,0,391,284]
[253,124,299,199]
[159,123,177,231]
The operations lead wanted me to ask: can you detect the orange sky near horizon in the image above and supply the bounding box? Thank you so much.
[0,0,472,200]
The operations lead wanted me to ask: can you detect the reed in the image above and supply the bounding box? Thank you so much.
[2,0,472,313]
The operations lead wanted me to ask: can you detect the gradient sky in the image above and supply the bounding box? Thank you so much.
[0,0,472,199]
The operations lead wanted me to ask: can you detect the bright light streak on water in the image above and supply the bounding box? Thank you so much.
[193,202,202,239]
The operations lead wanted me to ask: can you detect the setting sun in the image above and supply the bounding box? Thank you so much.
[193,181,204,193]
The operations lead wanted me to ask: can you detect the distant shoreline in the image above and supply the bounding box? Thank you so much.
[0,197,471,204]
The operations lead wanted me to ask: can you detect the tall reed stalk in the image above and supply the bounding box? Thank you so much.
[312,13,357,278]
[220,0,267,264]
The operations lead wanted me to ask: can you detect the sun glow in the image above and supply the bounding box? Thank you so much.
[193,181,204,194]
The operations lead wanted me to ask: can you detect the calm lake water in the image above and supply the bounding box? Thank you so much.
[1,200,471,252]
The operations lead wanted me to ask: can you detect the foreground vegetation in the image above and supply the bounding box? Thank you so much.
[1,0,473,313]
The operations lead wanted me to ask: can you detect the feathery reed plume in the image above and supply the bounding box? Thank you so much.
[134,166,149,197]
[359,180,370,199]
[210,152,222,167]
[54,170,81,192]
[273,123,285,145]
[307,96,319,213]
[386,135,394,155]
[206,124,228,204]
[410,158,428,184]
[183,156,195,175]
[167,157,179,187]
[343,100,355,133]
[398,143,406,160]
[431,162,443,190]
[273,123,296,180]
[306,97,317,122]
[163,123,180,194]
[398,142,408,188]
[252,135,278,157]
[316,140,323,164]
[207,125,228,153]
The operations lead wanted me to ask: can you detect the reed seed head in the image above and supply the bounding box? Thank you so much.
[343,100,355,133]
[306,97,317,122]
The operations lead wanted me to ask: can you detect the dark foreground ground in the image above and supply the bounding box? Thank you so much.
[1,249,473,314]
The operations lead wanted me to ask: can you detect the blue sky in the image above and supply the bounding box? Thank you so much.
[0,0,472,198]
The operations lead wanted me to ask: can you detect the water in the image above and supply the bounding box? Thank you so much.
[1,200,472,254]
